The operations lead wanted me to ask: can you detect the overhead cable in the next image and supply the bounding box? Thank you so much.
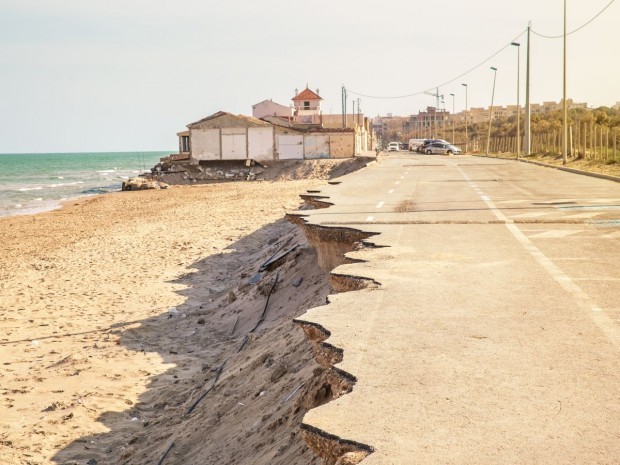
[532,0,616,39]
[347,29,527,100]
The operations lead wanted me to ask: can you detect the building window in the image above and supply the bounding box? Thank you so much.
[181,135,190,153]
[303,101,310,110]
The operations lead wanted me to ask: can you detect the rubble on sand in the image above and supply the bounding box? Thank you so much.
[121,177,169,191]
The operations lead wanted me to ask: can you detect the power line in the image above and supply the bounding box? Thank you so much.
[347,29,527,100]
[532,0,616,39]
[348,0,616,101]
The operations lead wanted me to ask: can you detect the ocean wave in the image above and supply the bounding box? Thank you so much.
[14,181,85,191]
[97,169,117,173]
[48,181,85,188]
[80,184,119,195]
[0,201,61,218]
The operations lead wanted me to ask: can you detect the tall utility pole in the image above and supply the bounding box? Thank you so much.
[486,67,498,156]
[524,22,532,155]
[462,83,468,153]
[562,0,568,164]
[341,85,347,128]
[511,42,521,158]
[449,93,455,143]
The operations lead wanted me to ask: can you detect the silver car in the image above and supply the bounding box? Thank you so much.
[424,142,462,155]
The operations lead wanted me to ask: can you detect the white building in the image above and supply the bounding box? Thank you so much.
[292,87,322,124]
[251,99,293,119]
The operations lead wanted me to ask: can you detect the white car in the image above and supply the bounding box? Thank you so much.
[424,142,462,155]
[408,138,427,151]
[387,142,400,152]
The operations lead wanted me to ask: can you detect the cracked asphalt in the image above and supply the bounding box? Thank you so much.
[295,153,620,464]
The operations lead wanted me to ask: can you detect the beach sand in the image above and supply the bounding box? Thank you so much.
[0,163,356,464]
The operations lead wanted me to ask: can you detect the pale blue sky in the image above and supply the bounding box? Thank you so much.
[0,0,618,152]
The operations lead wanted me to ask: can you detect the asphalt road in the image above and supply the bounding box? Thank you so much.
[296,154,620,464]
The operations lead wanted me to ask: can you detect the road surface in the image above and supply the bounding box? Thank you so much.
[296,154,620,464]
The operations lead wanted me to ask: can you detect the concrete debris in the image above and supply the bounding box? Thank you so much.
[121,177,169,191]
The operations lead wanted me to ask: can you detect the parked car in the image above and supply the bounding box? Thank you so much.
[417,139,450,153]
[415,139,433,153]
[424,142,462,155]
[387,141,400,152]
[408,138,427,151]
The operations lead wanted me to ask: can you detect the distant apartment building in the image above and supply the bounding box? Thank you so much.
[372,115,409,139]
[450,99,588,124]
[405,107,450,131]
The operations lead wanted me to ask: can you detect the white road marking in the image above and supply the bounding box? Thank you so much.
[388,189,395,194]
[498,199,532,204]
[456,165,620,348]
[590,198,620,203]
[395,181,400,185]
[551,257,609,260]
[528,230,584,239]
[376,201,385,209]
[365,216,374,222]
[563,212,603,219]
[400,175,405,179]
[510,212,548,219]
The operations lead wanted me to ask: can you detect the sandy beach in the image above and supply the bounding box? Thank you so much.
[0,159,364,465]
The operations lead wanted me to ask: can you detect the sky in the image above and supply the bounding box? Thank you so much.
[0,0,618,153]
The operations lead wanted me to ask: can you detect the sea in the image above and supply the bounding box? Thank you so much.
[0,151,171,218]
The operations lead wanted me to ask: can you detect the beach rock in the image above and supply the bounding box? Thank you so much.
[122,177,164,191]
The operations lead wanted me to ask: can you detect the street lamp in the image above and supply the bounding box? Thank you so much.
[440,99,445,140]
[562,0,568,164]
[486,67,498,156]
[449,93,455,144]
[462,83,468,153]
[511,42,521,158]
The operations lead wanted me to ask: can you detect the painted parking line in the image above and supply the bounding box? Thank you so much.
[388,189,395,194]
[365,216,374,222]
[376,201,385,209]
[457,164,620,348]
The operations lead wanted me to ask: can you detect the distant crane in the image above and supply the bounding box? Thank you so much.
[423,88,443,138]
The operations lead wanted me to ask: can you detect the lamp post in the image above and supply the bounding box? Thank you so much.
[511,42,521,158]
[562,0,568,164]
[461,83,468,153]
[486,67,498,156]
[440,99,445,140]
[524,22,531,155]
[449,93,455,144]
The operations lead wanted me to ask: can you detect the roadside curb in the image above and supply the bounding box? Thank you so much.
[473,154,620,184]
